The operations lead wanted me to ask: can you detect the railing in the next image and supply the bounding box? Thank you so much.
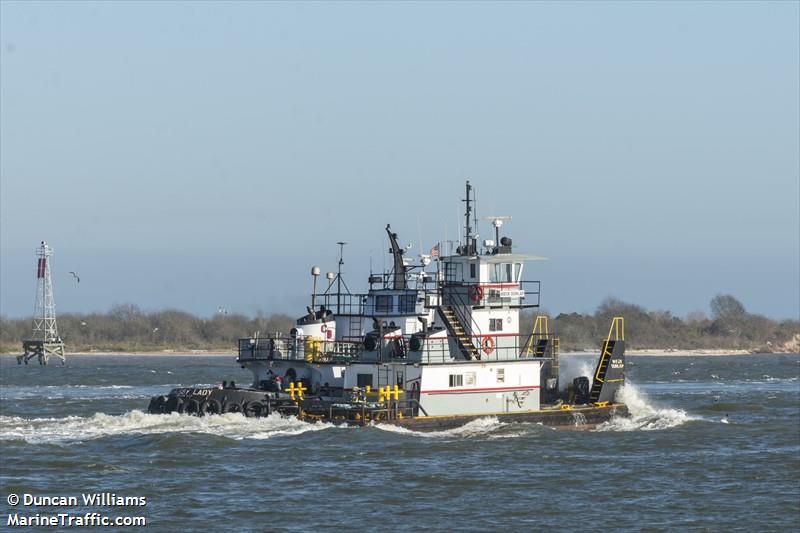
[237,337,362,363]
[482,281,541,309]
[309,288,440,317]
[366,271,438,291]
[440,281,541,309]
[413,333,551,364]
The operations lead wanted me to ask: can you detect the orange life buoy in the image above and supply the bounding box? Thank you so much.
[482,336,495,355]
[468,285,484,303]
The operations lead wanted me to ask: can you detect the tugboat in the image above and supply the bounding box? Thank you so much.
[148,182,628,429]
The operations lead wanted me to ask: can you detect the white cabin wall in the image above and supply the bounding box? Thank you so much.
[418,361,541,415]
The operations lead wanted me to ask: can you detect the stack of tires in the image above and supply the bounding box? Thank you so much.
[146,396,271,417]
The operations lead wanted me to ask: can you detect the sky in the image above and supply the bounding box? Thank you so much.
[1,1,798,321]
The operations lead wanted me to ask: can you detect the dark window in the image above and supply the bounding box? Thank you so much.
[489,319,503,332]
[357,374,373,388]
[399,294,416,313]
[375,295,393,313]
[449,374,463,387]
[444,262,463,282]
[470,263,476,279]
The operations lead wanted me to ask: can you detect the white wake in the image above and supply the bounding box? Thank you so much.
[0,411,336,444]
[597,383,699,431]
[374,416,506,438]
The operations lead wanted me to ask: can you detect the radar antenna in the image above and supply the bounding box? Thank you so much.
[483,215,512,246]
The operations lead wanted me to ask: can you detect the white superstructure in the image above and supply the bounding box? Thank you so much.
[236,182,564,417]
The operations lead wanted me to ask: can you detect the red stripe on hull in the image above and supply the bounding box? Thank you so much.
[421,385,540,394]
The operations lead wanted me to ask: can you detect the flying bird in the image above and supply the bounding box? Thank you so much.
[69,272,80,283]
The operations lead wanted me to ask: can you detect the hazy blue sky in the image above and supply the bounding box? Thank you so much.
[1,1,798,321]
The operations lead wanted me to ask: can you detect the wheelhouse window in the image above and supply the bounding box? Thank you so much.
[444,261,463,283]
[470,263,477,279]
[357,374,373,388]
[449,374,463,387]
[375,295,393,313]
[399,294,417,313]
[489,263,522,283]
[489,319,503,332]
[490,263,513,283]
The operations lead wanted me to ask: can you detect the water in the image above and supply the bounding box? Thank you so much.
[1,354,798,531]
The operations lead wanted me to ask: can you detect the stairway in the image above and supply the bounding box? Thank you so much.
[438,306,481,360]
[588,339,625,404]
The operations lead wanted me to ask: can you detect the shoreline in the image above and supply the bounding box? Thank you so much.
[1,349,796,357]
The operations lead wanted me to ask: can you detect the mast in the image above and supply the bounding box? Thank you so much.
[461,180,477,255]
[463,181,472,252]
[385,224,407,290]
[336,241,346,313]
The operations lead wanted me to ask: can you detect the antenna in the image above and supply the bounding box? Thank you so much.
[19,241,66,365]
[462,180,472,252]
[483,216,512,246]
[310,266,321,311]
[336,241,346,313]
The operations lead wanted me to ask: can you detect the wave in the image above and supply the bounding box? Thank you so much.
[374,416,508,438]
[0,384,180,401]
[597,383,700,431]
[0,411,335,444]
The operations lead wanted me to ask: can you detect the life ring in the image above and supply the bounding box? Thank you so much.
[468,285,484,303]
[482,336,495,355]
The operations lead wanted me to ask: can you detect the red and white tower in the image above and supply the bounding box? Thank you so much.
[19,241,66,365]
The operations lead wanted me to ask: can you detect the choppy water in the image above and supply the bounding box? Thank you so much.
[1,354,798,531]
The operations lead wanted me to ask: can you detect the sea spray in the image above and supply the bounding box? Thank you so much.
[558,354,596,389]
[375,416,505,438]
[0,411,336,445]
[596,382,699,431]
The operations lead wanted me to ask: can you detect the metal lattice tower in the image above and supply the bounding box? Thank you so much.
[18,241,66,365]
[32,241,59,341]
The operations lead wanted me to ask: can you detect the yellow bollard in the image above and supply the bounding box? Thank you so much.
[296,382,307,400]
[287,382,297,401]
[392,384,400,400]
[365,385,371,395]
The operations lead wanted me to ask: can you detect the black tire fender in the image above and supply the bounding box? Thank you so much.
[223,401,242,414]
[203,398,222,415]
[183,398,201,415]
[244,401,267,417]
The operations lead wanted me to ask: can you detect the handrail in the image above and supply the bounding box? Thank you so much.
[522,315,553,357]
[443,287,484,356]
[606,316,625,342]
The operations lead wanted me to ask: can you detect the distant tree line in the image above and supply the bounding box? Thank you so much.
[522,294,799,352]
[0,295,797,353]
[0,304,294,353]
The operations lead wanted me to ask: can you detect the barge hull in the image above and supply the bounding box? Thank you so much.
[387,404,628,431]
